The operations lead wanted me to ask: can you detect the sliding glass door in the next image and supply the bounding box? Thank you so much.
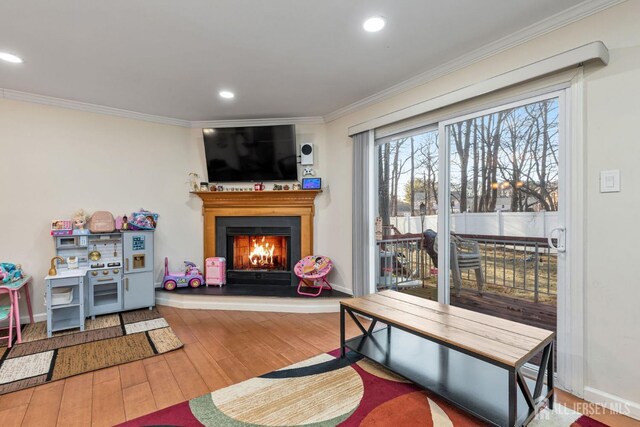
[374,127,440,300]
[372,93,565,340]
[439,94,562,338]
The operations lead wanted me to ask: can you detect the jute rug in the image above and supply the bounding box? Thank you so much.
[0,308,182,395]
[119,349,608,426]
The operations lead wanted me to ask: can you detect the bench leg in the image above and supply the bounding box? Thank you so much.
[340,305,345,358]
[548,341,554,409]
[508,369,517,426]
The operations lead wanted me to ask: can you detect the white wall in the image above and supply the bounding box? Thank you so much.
[0,103,330,317]
[323,0,640,413]
[0,99,201,317]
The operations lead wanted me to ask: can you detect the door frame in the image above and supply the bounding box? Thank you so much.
[436,83,585,395]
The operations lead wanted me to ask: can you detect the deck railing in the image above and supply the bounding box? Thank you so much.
[377,236,433,290]
[376,233,557,303]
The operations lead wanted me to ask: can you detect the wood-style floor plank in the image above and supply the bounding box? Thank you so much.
[0,387,33,411]
[216,355,254,384]
[163,350,210,400]
[122,382,156,421]
[56,373,93,427]
[118,360,148,389]
[92,366,119,385]
[0,404,29,427]
[182,341,231,391]
[91,376,125,427]
[144,359,185,410]
[232,342,291,377]
[21,381,65,427]
[188,323,232,360]
[2,306,636,427]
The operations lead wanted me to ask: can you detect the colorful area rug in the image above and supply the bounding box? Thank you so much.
[0,308,182,395]
[120,349,607,426]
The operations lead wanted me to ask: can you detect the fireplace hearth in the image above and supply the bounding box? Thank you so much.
[216,216,301,286]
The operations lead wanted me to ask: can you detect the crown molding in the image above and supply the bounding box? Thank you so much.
[0,88,325,128]
[1,0,623,127]
[1,88,192,127]
[323,0,626,123]
[191,116,325,128]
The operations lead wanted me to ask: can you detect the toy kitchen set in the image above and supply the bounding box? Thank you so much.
[45,210,157,337]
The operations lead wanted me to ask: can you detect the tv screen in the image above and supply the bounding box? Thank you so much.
[203,125,297,182]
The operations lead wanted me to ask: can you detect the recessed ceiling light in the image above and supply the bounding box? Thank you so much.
[0,52,23,64]
[363,16,385,32]
[219,90,235,99]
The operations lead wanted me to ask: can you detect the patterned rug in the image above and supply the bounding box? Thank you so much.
[0,308,183,395]
[119,349,608,426]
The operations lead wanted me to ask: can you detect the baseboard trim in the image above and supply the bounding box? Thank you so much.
[155,290,341,313]
[21,285,349,325]
[583,386,640,421]
[20,313,47,324]
[326,283,353,296]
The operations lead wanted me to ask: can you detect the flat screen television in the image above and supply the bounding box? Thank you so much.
[203,125,297,182]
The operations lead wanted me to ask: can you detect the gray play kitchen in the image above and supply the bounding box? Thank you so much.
[45,231,155,337]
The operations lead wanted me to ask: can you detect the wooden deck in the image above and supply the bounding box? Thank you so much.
[400,287,557,334]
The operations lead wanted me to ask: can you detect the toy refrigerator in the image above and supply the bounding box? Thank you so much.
[206,257,226,286]
[123,231,155,310]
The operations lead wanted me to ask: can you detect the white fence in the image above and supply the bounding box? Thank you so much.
[389,211,558,238]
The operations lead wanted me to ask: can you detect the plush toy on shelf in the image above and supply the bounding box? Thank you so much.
[0,263,23,283]
[127,209,159,230]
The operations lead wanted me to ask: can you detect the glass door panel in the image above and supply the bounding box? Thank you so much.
[444,97,560,338]
[374,128,439,301]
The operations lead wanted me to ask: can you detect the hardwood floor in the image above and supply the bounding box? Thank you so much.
[0,305,637,426]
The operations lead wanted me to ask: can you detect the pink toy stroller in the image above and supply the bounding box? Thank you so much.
[294,255,333,297]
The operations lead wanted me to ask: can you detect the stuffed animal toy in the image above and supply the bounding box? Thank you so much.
[0,263,23,283]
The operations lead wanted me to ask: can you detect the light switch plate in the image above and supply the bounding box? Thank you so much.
[600,170,620,193]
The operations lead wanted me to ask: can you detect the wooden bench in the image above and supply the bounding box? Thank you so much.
[340,290,555,426]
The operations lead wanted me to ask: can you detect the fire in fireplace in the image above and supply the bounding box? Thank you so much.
[233,235,288,271]
[216,216,301,286]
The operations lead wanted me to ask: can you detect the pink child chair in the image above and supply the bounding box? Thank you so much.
[0,287,18,348]
[294,255,333,297]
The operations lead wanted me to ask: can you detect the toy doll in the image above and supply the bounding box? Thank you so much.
[72,209,88,230]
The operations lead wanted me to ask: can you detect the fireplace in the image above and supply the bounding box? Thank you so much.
[232,235,288,271]
[216,216,301,286]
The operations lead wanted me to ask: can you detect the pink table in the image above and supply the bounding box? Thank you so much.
[0,274,34,344]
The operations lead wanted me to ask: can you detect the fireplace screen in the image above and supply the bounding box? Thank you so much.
[232,235,288,271]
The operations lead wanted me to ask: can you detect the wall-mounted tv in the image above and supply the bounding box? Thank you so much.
[203,124,297,182]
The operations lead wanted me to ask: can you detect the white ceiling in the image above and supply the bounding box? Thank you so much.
[0,0,597,122]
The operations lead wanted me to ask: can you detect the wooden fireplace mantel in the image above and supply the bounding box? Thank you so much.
[193,190,322,263]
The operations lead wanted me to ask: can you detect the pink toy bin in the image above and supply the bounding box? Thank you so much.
[206,257,226,286]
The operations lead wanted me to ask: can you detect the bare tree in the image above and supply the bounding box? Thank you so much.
[378,144,391,228]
